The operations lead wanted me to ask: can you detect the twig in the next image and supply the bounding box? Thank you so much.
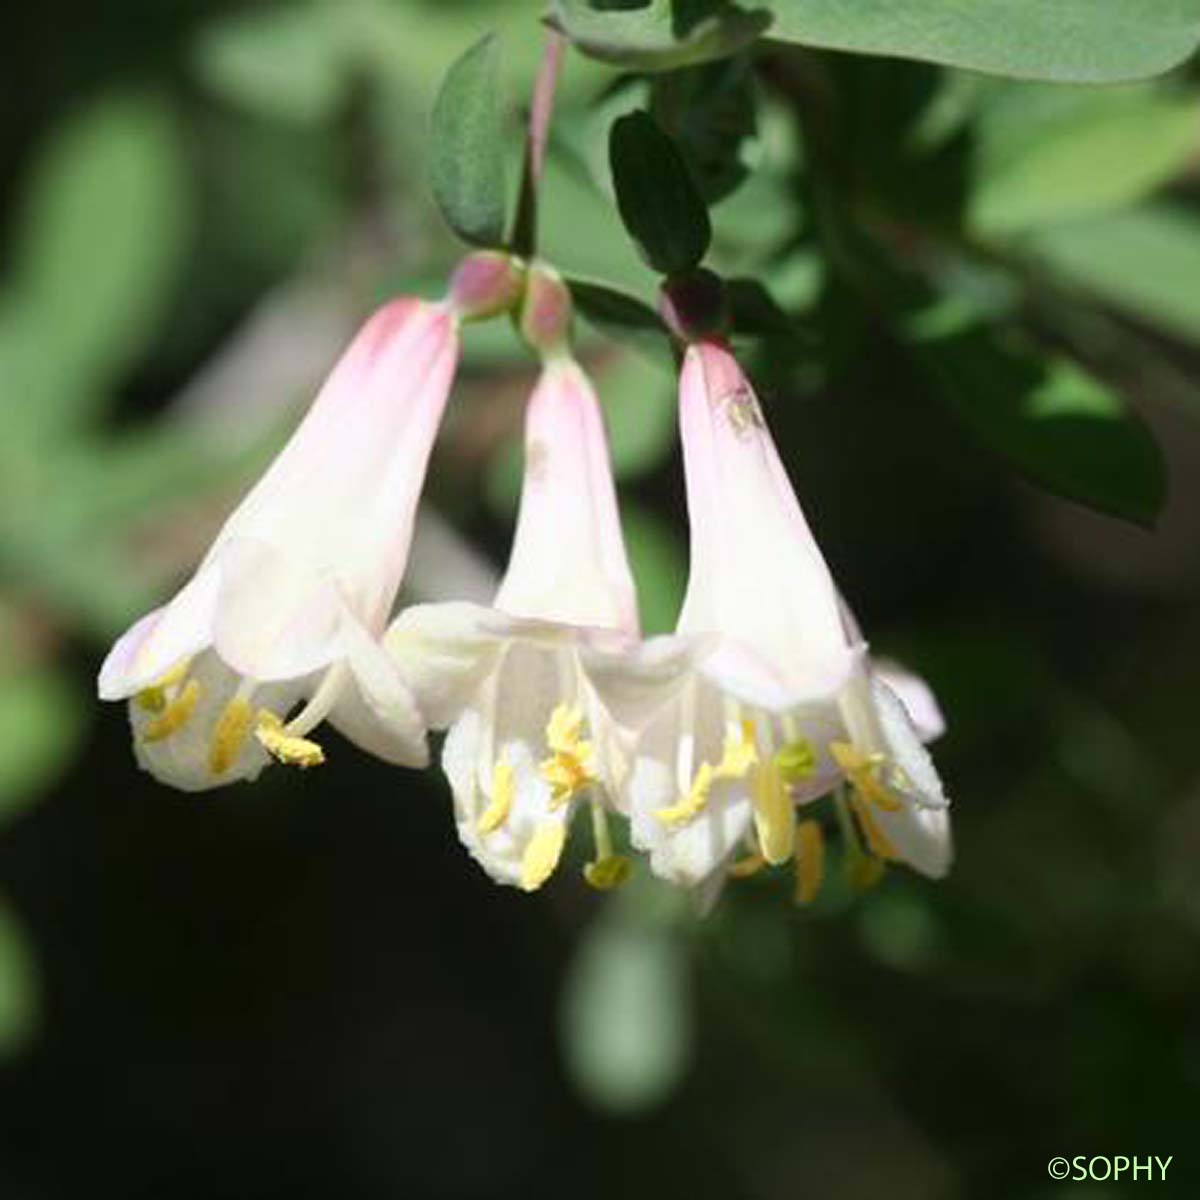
[510,28,567,258]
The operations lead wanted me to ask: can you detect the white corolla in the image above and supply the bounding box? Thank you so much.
[603,339,951,899]
[98,254,522,791]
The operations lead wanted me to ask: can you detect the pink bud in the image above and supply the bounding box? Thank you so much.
[448,251,526,321]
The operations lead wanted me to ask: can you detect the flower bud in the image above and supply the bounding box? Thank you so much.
[518,263,573,358]
[448,251,526,321]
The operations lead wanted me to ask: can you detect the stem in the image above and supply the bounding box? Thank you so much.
[510,28,567,258]
[590,798,613,861]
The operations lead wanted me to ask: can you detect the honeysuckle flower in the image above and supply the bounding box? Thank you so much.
[387,266,639,893]
[97,253,524,792]
[608,338,951,900]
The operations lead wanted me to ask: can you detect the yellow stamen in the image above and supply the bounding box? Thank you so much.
[752,762,796,864]
[135,661,190,713]
[728,852,767,879]
[254,710,325,769]
[583,855,632,890]
[136,688,166,714]
[775,738,817,784]
[829,740,903,812]
[478,760,515,834]
[656,720,759,826]
[793,819,825,904]
[656,761,715,825]
[539,703,595,806]
[718,719,759,777]
[850,793,899,861]
[519,820,567,892]
[208,697,254,774]
[142,679,201,742]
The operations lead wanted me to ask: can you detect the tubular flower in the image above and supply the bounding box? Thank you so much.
[609,339,951,897]
[97,253,523,791]
[387,267,638,892]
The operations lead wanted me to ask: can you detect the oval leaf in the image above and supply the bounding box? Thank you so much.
[568,277,676,370]
[550,0,772,70]
[766,1,1200,83]
[609,112,711,275]
[430,33,507,247]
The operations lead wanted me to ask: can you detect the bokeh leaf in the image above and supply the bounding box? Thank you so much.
[610,111,711,275]
[767,1,1200,82]
[969,84,1198,236]
[1026,206,1200,346]
[622,504,687,634]
[0,670,85,827]
[598,351,676,479]
[192,3,348,126]
[6,93,190,434]
[911,311,1166,525]
[430,32,508,247]
[550,0,772,70]
[561,910,692,1113]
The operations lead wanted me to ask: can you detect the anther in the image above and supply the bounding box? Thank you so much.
[143,680,201,742]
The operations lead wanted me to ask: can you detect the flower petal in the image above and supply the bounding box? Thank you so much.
[328,619,428,767]
[385,602,508,730]
[677,341,853,697]
[210,537,347,682]
[874,659,946,744]
[98,567,220,699]
[494,358,639,636]
[210,298,460,629]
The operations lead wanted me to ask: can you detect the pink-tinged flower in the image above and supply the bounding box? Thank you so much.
[388,267,638,892]
[97,254,523,791]
[604,339,951,897]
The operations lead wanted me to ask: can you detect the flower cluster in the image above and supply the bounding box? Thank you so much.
[99,253,951,907]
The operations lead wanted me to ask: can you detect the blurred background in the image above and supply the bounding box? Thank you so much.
[2,1,1200,1197]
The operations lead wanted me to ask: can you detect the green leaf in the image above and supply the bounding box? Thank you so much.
[652,55,758,202]
[561,913,692,1113]
[429,32,508,247]
[766,1,1200,83]
[1025,206,1200,345]
[911,312,1166,525]
[568,277,676,370]
[550,0,772,70]
[0,670,85,826]
[191,4,348,126]
[970,84,1198,236]
[610,111,711,275]
[7,94,190,431]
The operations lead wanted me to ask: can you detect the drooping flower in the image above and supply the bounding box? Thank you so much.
[607,338,951,900]
[97,253,524,791]
[387,266,639,892]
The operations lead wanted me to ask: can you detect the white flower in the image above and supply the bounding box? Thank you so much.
[98,294,463,790]
[604,339,951,899]
[389,276,639,891]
